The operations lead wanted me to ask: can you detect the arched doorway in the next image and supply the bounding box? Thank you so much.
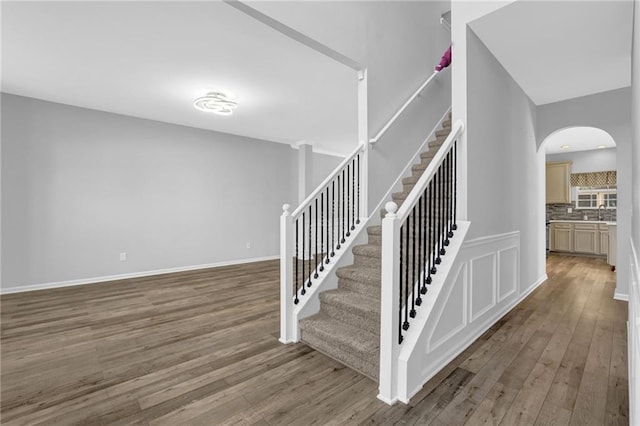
[539,126,618,274]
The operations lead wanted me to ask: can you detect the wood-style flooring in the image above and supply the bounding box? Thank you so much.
[0,254,627,425]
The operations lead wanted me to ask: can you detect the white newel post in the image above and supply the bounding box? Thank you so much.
[378,201,401,404]
[357,69,369,218]
[280,204,296,343]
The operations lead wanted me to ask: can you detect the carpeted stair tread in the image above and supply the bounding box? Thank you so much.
[352,243,381,259]
[320,289,380,334]
[300,313,379,379]
[367,225,381,236]
[298,114,454,383]
[336,265,381,298]
[336,264,381,285]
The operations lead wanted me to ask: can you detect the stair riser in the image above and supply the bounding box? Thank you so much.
[301,333,378,380]
[320,298,380,335]
[368,234,382,245]
[338,276,381,299]
[354,254,381,269]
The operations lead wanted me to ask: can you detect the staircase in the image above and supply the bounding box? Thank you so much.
[299,114,453,381]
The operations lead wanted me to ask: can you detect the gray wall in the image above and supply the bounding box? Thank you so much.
[466,28,544,293]
[1,94,300,290]
[546,148,616,173]
[250,1,452,213]
[311,152,341,190]
[633,0,639,256]
[537,87,632,297]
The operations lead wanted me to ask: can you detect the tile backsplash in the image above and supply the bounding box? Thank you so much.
[546,203,617,222]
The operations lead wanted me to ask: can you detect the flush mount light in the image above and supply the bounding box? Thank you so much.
[597,145,607,149]
[193,91,238,115]
[560,145,571,150]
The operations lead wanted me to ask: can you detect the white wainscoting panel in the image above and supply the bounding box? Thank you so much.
[469,253,496,322]
[428,263,468,352]
[397,230,547,403]
[498,246,518,302]
[628,238,639,425]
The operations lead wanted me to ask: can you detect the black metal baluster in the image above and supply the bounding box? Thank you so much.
[320,193,325,271]
[399,224,404,344]
[452,141,458,231]
[341,169,345,244]
[440,162,446,257]
[308,205,313,287]
[337,175,341,250]
[448,150,453,237]
[295,218,299,304]
[427,177,437,276]
[435,165,442,265]
[356,154,361,224]
[444,152,450,247]
[301,212,306,295]
[351,158,356,231]
[418,191,426,299]
[403,214,410,331]
[331,180,335,257]
[346,164,351,237]
[410,208,417,318]
[314,199,318,278]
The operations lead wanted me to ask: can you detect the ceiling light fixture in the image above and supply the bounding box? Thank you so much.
[597,145,607,149]
[193,91,238,115]
[560,145,571,150]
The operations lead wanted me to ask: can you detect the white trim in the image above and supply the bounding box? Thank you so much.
[614,292,630,301]
[290,143,347,159]
[463,230,521,248]
[0,255,279,295]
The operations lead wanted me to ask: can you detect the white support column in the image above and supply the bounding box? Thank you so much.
[357,69,369,218]
[280,204,296,343]
[378,201,401,404]
[298,143,313,205]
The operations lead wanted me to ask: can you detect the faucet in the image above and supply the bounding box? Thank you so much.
[598,204,606,221]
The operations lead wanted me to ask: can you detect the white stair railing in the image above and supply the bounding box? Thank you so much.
[378,120,465,403]
[369,71,441,145]
[280,143,366,343]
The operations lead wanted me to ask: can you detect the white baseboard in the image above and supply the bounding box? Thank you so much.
[0,255,280,295]
[614,292,630,301]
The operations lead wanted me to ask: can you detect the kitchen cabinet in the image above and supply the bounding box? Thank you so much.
[599,224,609,256]
[546,161,572,204]
[608,224,617,269]
[574,223,598,254]
[552,223,573,252]
[549,221,610,256]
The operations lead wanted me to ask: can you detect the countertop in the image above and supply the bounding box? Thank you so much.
[549,220,617,225]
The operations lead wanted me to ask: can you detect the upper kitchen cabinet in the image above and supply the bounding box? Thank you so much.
[546,161,572,204]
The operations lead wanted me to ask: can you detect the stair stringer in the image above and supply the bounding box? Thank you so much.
[395,229,530,403]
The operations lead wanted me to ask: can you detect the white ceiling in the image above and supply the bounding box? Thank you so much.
[470,0,633,105]
[543,126,616,154]
[1,1,357,156]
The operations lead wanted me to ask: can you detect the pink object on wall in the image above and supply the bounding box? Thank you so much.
[435,46,452,72]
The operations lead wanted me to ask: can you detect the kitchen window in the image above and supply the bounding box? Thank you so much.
[575,186,617,209]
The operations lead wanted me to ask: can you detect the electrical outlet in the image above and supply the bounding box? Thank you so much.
[246,242,251,249]
[567,207,572,213]
[120,252,127,261]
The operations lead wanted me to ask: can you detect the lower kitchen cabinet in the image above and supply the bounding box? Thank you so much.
[549,222,608,256]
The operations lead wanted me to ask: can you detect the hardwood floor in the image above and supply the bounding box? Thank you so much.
[0,254,627,425]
